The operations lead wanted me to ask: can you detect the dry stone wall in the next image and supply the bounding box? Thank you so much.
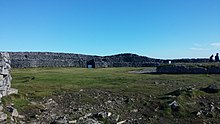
[157,65,220,74]
[0,52,18,97]
[0,53,18,122]
[9,52,159,68]
[8,52,210,68]
[9,52,93,68]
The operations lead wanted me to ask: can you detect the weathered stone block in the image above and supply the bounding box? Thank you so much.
[0,68,3,74]
[0,52,10,60]
[0,86,6,91]
[5,63,11,69]
[1,69,9,76]
[0,87,7,96]
[0,61,3,66]
[0,80,3,86]
[0,75,3,80]
[0,112,7,122]
[7,88,18,95]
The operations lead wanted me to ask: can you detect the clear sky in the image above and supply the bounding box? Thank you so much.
[0,0,220,59]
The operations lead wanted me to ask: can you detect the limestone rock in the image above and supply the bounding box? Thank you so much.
[117,120,127,124]
[169,100,180,111]
[0,112,7,122]
[201,84,219,93]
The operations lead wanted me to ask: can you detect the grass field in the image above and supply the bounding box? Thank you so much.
[3,67,220,123]
[10,67,220,98]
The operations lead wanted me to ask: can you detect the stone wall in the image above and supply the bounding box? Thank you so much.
[9,52,159,68]
[9,52,94,68]
[7,52,211,68]
[157,65,220,74]
[0,52,18,97]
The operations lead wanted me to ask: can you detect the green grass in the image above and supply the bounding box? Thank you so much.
[10,67,220,97]
[4,67,220,114]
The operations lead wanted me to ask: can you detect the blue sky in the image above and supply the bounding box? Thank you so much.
[0,0,219,59]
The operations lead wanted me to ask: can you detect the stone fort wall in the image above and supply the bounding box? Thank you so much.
[8,52,209,68]
[9,52,159,68]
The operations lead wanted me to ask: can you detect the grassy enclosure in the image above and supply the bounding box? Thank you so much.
[10,67,220,98]
[3,67,220,123]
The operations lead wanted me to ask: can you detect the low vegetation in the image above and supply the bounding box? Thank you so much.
[3,67,220,123]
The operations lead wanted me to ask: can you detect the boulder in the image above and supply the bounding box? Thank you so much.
[51,116,68,124]
[169,100,180,111]
[201,84,219,93]
[0,112,7,122]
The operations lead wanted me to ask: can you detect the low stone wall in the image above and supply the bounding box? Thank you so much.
[207,66,220,74]
[157,65,220,74]
[0,52,18,97]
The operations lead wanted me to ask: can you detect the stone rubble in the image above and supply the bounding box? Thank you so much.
[20,89,152,123]
[1,86,218,123]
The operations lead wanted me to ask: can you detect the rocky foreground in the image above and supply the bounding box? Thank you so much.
[3,84,219,124]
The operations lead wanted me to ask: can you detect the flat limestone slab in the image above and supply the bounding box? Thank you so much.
[0,75,3,80]
[7,88,18,95]
[0,80,3,86]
